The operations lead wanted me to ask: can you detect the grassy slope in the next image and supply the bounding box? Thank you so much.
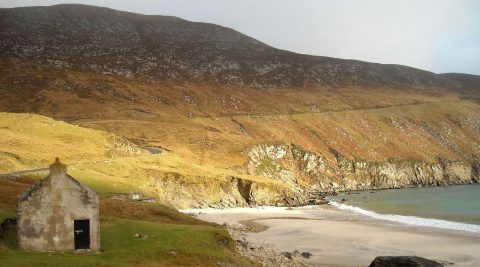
[1,59,479,199]
[68,153,283,195]
[2,58,479,167]
[0,179,256,267]
[0,113,145,173]
[0,112,286,206]
[79,100,480,170]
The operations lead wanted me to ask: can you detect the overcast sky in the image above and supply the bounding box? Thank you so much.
[1,0,479,75]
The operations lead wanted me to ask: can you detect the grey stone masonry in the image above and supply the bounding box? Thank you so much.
[17,158,100,251]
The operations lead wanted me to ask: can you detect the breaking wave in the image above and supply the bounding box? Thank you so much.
[329,201,480,233]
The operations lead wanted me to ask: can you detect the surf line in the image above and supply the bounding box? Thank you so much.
[330,201,480,233]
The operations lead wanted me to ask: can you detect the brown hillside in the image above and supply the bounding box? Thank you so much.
[1,57,478,168]
[0,4,479,203]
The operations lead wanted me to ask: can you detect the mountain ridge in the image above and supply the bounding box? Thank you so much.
[1,4,477,90]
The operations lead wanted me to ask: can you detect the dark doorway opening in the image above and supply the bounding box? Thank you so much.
[74,219,90,250]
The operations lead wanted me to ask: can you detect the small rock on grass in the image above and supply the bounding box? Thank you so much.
[133,232,148,239]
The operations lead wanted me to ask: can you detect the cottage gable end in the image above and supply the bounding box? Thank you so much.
[16,158,100,251]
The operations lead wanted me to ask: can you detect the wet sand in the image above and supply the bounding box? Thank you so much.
[183,205,480,267]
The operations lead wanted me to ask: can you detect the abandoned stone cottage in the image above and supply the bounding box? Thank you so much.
[16,158,100,251]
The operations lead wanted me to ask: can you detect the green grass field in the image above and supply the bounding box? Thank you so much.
[0,217,252,267]
[0,179,255,267]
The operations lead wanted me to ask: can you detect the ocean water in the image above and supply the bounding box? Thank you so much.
[328,184,480,233]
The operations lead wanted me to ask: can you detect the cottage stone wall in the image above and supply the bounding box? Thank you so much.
[17,160,100,251]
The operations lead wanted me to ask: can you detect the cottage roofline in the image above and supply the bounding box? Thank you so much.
[17,159,98,203]
[17,178,46,203]
[17,174,97,203]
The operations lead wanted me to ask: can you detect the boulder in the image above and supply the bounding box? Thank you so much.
[301,252,313,259]
[369,256,443,267]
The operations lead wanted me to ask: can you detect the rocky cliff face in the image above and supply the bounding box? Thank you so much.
[246,144,479,193]
[1,4,478,91]
[144,173,301,209]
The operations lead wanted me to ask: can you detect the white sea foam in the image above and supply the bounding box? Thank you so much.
[329,201,480,233]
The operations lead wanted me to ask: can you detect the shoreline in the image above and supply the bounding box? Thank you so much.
[291,181,479,211]
[314,180,479,202]
[328,200,480,234]
[327,183,480,233]
[183,205,480,267]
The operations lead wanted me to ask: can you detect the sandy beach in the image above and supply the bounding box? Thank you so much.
[183,205,480,267]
